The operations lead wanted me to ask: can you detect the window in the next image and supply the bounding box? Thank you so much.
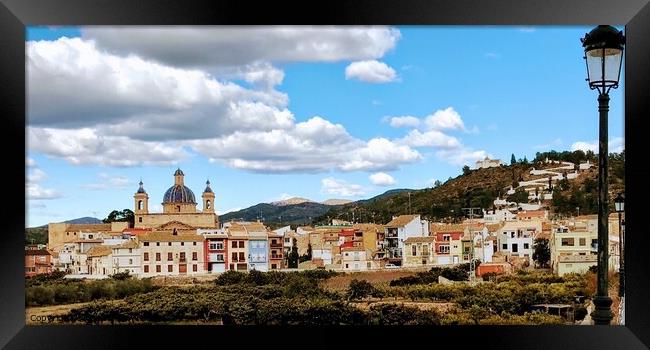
[193,242,197,246]
[216,242,223,250]
[156,253,161,261]
[168,265,173,272]
[239,252,245,261]
[232,241,237,248]
[206,200,211,209]
[512,243,519,253]
[193,264,198,272]
[129,248,132,253]
[138,217,143,223]
[181,242,184,246]
[144,253,149,261]
[169,242,172,246]
[412,245,417,256]
[156,242,160,246]
[168,253,173,261]
[561,238,575,246]
[192,252,198,261]
[128,259,133,265]
[272,264,277,269]
[144,242,149,246]
[232,252,238,262]
[156,265,161,273]
[144,265,149,273]
[345,264,349,268]
[524,243,530,250]
[367,262,372,268]
[216,254,224,262]
[579,238,586,246]
[443,234,450,241]
[176,205,181,212]
[138,200,143,210]
[209,242,217,250]
[239,241,244,248]
[180,252,186,261]
[439,245,450,254]
[89,234,93,239]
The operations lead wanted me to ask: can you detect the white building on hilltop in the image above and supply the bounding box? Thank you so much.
[475,157,502,169]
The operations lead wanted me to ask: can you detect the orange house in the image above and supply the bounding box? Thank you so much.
[25,249,53,277]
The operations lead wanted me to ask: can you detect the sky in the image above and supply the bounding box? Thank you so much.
[25,25,625,227]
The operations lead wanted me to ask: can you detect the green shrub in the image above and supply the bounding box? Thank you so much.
[346,279,376,301]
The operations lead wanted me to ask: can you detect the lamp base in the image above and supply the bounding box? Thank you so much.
[591,295,614,325]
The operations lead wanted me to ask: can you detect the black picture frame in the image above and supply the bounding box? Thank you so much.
[2,0,649,348]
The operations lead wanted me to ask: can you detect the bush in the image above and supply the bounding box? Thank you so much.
[574,306,588,321]
[110,271,132,280]
[346,279,376,301]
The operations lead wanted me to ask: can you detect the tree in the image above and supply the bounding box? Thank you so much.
[346,279,376,300]
[532,238,550,268]
[511,154,516,165]
[288,238,299,268]
[462,165,471,175]
[306,243,312,260]
[507,188,529,204]
[103,209,135,227]
[522,156,528,164]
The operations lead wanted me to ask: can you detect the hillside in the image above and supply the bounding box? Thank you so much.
[219,202,341,226]
[314,150,625,225]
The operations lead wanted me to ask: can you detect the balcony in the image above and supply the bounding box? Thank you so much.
[269,243,283,248]
[179,258,186,263]
[271,254,283,259]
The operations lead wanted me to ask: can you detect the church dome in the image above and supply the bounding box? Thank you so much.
[163,185,196,204]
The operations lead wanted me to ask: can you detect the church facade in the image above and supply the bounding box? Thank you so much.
[133,168,219,231]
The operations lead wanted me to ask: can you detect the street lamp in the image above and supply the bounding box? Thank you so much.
[614,192,625,298]
[581,25,625,325]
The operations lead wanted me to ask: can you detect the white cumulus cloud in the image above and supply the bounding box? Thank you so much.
[82,26,402,68]
[321,178,366,197]
[389,116,420,128]
[369,172,397,186]
[81,173,132,190]
[424,107,466,131]
[345,60,398,83]
[571,137,624,153]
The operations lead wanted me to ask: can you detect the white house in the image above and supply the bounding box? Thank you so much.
[475,157,502,169]
[384,215,430,261]
[497,222,538,262]
[483,209,517,223]
[110,240,141,276]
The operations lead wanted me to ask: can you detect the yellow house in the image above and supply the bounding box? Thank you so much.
[550,222,597,276]
[402,236,436,267]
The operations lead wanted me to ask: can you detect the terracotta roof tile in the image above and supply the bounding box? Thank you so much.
[404,236,436,243]
[386,215,419,228]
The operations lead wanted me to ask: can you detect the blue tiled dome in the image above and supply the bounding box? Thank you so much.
[174,168,184,176]
[163,185,196,204]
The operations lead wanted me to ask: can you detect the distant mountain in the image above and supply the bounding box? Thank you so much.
[271,197,314,206]
[64,217,103,225]
[322,199,353,206]
[220,202,340,225]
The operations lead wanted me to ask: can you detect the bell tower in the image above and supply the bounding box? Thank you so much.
[202,180,215,213]
[134,179,149,227]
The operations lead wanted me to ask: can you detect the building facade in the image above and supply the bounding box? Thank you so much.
[139,232,206,277]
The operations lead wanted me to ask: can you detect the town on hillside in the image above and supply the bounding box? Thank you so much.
[27,157,623,280]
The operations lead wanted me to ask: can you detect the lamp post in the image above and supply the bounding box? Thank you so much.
[614,192,625,298]
[581,25,625,325]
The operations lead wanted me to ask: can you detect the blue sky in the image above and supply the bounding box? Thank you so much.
[26,26,624,227]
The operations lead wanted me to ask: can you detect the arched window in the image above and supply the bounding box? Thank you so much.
[206,200,211,209]
[138,200,143,210]
[176,205,181,212]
